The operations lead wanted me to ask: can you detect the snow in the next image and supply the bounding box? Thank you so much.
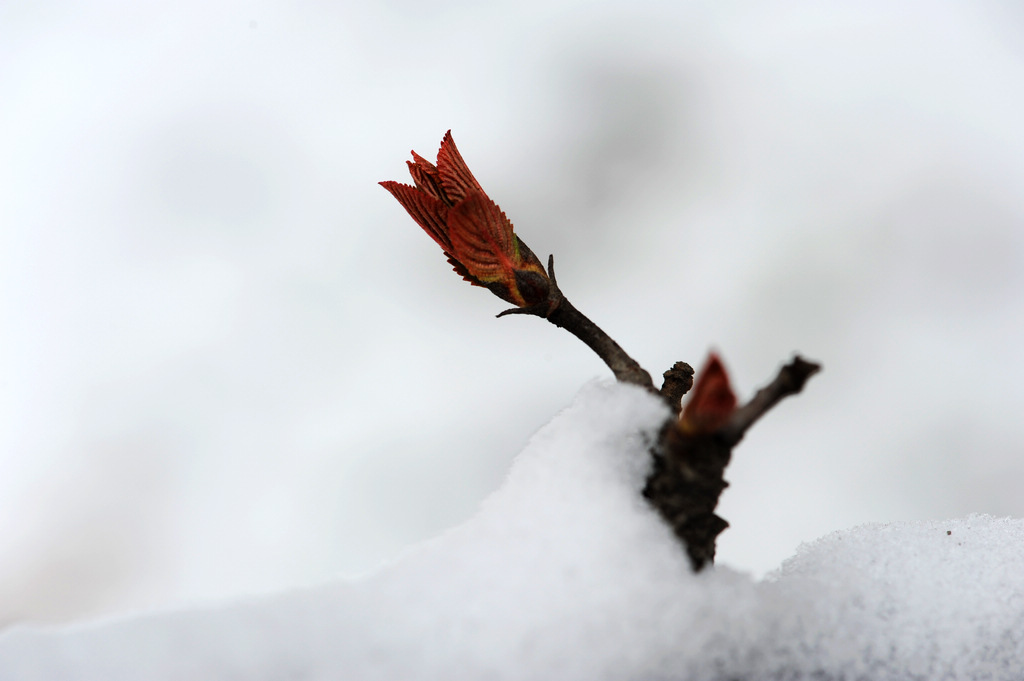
[4,0,1024,621]
[1,382,1021,680]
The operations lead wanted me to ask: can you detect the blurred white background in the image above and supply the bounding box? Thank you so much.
[2,0,1023,624]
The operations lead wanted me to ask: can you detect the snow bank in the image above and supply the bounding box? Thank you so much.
[1,382,1021,680]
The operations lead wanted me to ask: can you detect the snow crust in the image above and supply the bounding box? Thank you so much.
[1,382,1021,680]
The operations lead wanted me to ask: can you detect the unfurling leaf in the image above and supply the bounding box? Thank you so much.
[380,131,551,308]
[680,353,737,434]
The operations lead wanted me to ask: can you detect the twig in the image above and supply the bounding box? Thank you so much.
[498,255,654,390]
[719,356,822,445]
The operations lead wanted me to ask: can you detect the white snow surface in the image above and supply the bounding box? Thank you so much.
[0,382,1021,680]
[5,0,1024,621]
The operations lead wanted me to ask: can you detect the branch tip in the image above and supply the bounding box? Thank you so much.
[719,355,822,444]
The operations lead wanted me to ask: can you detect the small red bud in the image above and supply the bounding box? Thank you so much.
[680,353,737,434]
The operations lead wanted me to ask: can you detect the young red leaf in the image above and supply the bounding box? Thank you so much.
[380,131,550,308]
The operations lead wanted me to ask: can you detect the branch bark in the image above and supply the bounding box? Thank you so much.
[659,361,695,416]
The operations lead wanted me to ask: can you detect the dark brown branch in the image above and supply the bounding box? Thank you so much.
[644,355,821,571]
[498,255,654,390]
